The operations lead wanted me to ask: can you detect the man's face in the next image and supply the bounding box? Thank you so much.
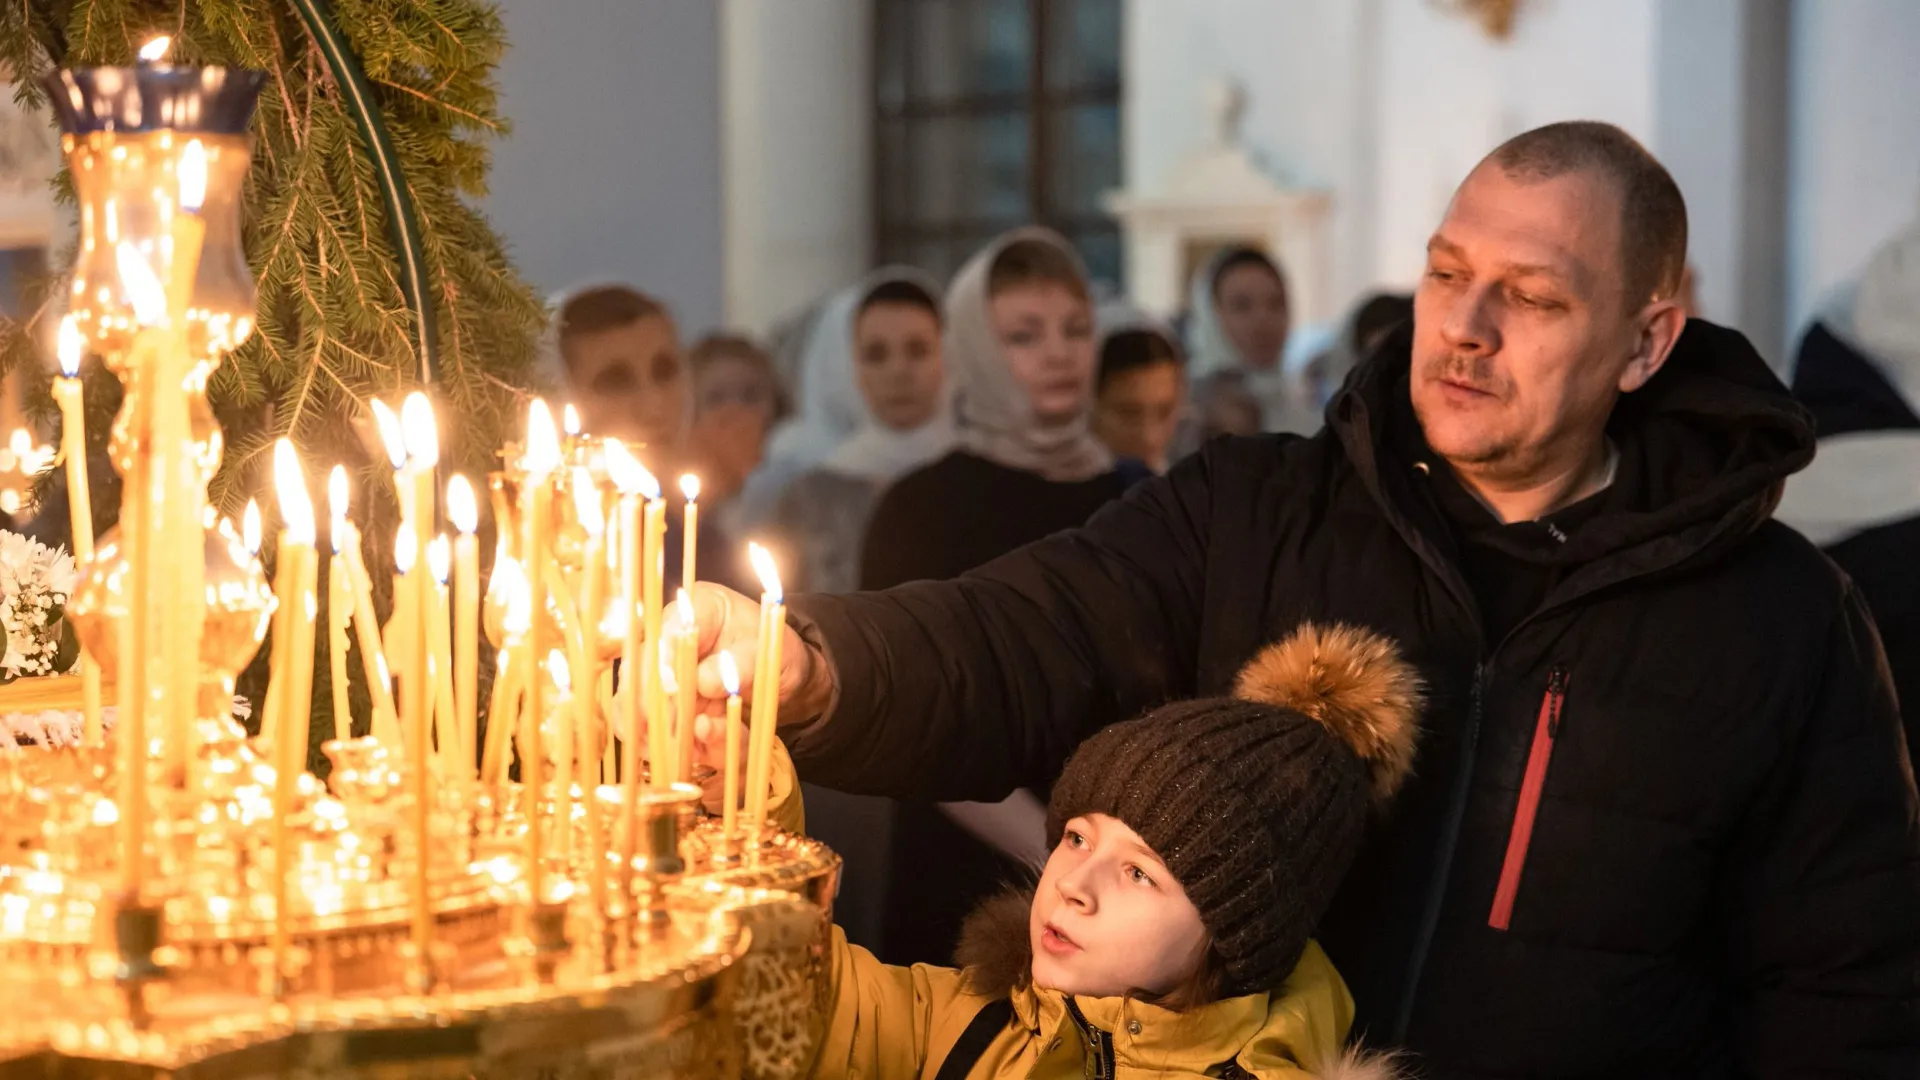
[1411,165,1666,485]
[564,314,686,453]
[1094,360,1185,471]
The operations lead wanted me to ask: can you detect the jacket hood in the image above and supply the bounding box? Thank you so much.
[1330,318,1815,587]
[955,889,1400,1079]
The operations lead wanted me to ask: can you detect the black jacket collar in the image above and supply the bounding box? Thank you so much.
[1328,318,1815,613]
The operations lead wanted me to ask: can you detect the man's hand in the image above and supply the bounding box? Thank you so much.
[687,582,834,729]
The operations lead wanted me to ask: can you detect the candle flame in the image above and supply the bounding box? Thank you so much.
[369,399,406,470]
[178,139,207,213]
[400,391,438,469]
[394,525,417,575]
[549,649,571,694]
[602,438,659,499]
[680,474,700,503]
[523,399,562,478]
[718,650,740,697]
[563,403,582,437]
[327,465,349,554]
[138,36,172,63]
[676,587,695,632]
[748,542,782,603]
[571,466,604,537]
[427,534,451,585]
[447,474,478,535]
[56,315,83,378]
[114,242,167,326]
[243,499,262,555]
[273,439,315,545]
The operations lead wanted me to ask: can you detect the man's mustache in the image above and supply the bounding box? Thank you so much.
[1420,353,1509,398]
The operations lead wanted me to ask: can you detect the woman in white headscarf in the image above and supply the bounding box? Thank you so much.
[858,227,1146,969]
[1184,245,1328,436]
[1781,213,1920,766]
[765,269,953,595]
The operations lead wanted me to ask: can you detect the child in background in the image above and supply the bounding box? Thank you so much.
[707,623,1416,1079]
[686,333,789,506]
[554,284,687,454]
[1092,310,1186,474]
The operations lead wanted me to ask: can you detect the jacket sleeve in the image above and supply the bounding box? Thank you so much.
[784,446,1220,802]
[803,924,980,1080]
[1724,583,1920,1076]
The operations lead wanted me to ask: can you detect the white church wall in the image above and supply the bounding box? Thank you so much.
[487,0,726,331]
[1785,0,1920,358]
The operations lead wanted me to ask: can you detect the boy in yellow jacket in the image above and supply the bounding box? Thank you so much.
[725,624,1415,1079]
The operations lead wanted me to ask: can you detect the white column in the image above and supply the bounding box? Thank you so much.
[721,0,873,335]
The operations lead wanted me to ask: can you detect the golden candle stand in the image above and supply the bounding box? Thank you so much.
[0,42,850,1080]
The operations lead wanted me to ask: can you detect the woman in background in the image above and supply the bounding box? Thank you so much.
[1184,246,1324,436]
[769,271,949,595]
[860,227,1144,968]
[685,332,789,509]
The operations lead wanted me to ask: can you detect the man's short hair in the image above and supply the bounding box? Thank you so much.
[1486,121,1688,309]
[556,285,668,366]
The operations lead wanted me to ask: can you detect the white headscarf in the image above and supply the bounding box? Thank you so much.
[1776,210,1920,546]
[1182,248,1323,435]
[819,269,956,483]
[946,228,1113,482]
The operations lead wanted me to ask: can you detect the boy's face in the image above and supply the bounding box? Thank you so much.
[1029,813,1208,999]
[564,314,686,453]
[1093,360,1185,471]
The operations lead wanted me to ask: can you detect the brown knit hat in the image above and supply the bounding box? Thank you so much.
[1045,623,1424,998]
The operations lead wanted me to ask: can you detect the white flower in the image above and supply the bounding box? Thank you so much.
[0,530,79,680]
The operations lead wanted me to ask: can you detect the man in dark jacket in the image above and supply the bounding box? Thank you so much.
[695,122,1920,1076]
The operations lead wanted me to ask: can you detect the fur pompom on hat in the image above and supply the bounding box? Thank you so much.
[1046,623,1424,998]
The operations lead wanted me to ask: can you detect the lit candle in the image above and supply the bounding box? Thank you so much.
[571,465,607,835]
[718,650,743,850]
[641,468,667,791]
[673,588,698,784]
[400,394,438,761]
[53,316,102,747]
[679,474,700,599]
[604,439,647,889]
[327,466,352,744]
[521,400,563,901]
[745,543,785,839]
[562,403,582,455]
[370,397,408,504]
[389,524,416,723]
[448,476,481,783]
[340,517,402,747]
[269,439,318,989]
[392,524,434,989]
[428,535,457,775]
[480,556,530,786]
[549,641,575,868]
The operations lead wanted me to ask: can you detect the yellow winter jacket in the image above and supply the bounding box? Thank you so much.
[806,929,1364,1079]
[759,753,1377,1079]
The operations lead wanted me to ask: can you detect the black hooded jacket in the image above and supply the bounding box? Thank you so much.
[785,319,1920,1077]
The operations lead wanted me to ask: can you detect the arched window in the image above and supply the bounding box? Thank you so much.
[874,0,1122,286]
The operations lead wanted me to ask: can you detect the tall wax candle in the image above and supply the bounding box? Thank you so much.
[604,439,647,887]
[744,544,785,838]
[673,588,698,784]
[718,651,743,850]
[520,401,563,901]
[448,476,481,781]
[327,466,352,743]
[679,475,699,600]
[269,440,317,989]
[53,316,102,747]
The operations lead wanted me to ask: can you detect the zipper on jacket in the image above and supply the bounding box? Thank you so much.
[1488,666,1569,931]
[1063,998,1115,1080]
[1391,660,1487,1042]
